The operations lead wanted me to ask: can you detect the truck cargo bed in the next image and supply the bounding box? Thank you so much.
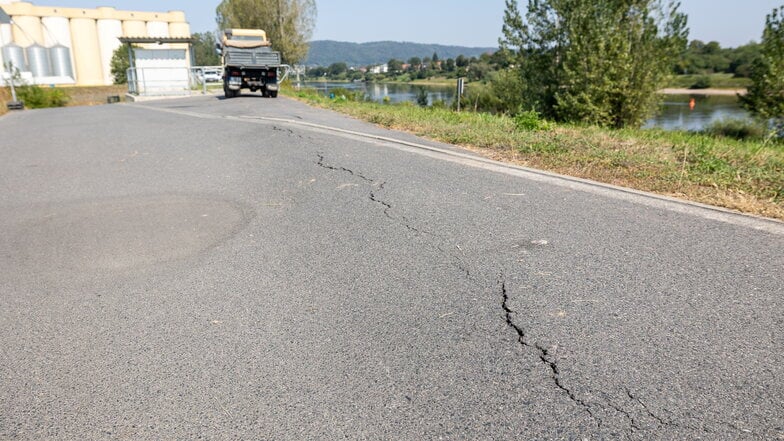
[224,47,281,67]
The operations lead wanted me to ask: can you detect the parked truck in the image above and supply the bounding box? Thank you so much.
[219,29,282,98]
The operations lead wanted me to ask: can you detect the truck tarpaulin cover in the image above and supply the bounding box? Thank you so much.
[223,29,272,49]
[222,39,272,49]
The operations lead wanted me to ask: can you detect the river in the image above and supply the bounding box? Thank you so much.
[300,81,751,132]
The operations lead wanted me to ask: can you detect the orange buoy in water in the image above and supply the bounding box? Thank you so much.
[689,98,696,110]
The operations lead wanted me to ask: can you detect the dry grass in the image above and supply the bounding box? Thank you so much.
[62,85,128,107]
[1,85,127,116]
[0,87,10,116]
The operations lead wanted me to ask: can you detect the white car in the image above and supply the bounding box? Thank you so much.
[201,69,222,83]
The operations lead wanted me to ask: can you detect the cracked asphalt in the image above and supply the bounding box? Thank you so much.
[1,94,783,440]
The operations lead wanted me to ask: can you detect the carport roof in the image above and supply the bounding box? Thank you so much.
[119,36,195,44]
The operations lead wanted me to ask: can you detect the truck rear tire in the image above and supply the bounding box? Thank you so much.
[270,91,278,98]
[224,82,239,98]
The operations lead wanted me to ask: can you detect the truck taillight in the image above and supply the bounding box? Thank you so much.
[231,71,240,76]
[267,71,276,78]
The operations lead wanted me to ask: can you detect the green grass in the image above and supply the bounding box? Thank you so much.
[286,86,784,220]
[15,85,70,109]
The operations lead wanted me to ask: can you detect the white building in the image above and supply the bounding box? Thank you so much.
[369,64,389,75]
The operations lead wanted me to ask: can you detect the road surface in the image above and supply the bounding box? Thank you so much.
[1,94,782,440]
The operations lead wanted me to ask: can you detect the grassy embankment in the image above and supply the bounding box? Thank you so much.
[0,85,127,117]
[286,86,783,221]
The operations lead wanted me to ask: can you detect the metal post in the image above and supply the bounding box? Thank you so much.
[9,65,17,101]
[456,78,464,112]
[1,8,21,108]
[4,63,25,110]
[0,36,23,109]
[126,43,135,95]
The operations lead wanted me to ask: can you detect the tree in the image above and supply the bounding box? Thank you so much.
[499,0,688,128]
[728,43,761,78]
[192,32,221,66]
[110,46,130,84]
[216,0,316,64]
[387,59,404,73]
[408,57,422,70]
[703,41,721,55]
[328,62,348,76]
[741,5,784,123]
[468,61,491,82]
[306,66,327,78]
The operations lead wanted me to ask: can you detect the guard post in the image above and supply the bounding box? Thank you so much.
[456,77,465,112]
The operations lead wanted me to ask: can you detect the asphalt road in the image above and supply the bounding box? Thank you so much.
[1,94,782,440]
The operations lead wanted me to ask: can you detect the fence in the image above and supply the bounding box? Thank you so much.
[127,66,223,97]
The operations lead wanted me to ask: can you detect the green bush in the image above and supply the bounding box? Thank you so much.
[690,75,713,89]
[415,87,428,107]
[457,82,504,113]
[431,99,448,109]
[703,118,765,140]
[16,85,70,108]
[326,87,366,102]
[514,109,551,131]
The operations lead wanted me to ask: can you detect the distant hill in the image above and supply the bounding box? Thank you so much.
[305,40,497,67]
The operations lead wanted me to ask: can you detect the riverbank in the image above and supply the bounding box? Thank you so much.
[286,87,783,221]
[659,88,746,96]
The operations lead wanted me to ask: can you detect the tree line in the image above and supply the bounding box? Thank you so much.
[302,52,509,83]
[190,32,764,85]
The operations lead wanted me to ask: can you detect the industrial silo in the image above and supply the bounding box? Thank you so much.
[42,16,75,79]
[70,17,103,85]
[27,44,52,77]
[1,44,27,72]
[122,19,146,38]
[42,16,73,48]
[97,7,122,85]
[11,14,44,47]
[168,11,189,38]
[49,45,73,78]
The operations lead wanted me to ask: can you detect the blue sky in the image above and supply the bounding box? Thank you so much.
[21,0,782,48]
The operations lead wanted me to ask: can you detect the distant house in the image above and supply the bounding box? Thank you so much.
[369,63,388,74]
